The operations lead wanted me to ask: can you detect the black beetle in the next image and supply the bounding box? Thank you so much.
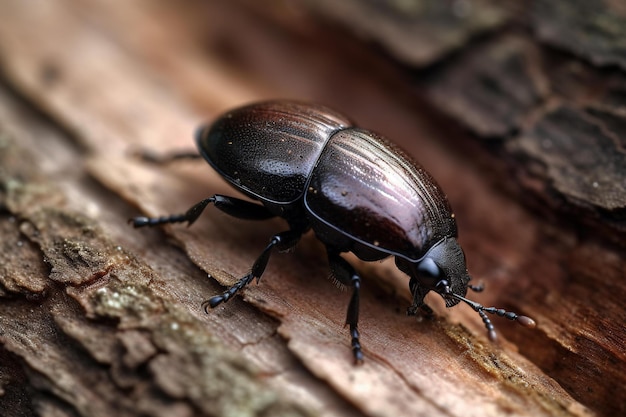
[131,101,535,362]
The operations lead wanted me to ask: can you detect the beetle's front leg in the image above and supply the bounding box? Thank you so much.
[202,229,302,310]
[406,278,434,318]
[327,251,364,364]
[129,194,276,227]
[407,303,434,318]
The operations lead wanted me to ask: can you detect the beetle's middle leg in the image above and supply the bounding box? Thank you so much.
[328,251,364,364]
[130,194,276,227]
[202,229,302,310]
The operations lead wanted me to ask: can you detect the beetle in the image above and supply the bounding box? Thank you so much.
[131,100,535,363]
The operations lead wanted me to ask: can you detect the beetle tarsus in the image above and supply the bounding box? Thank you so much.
[129,198,215,228]
[202,273,256,312]
[202,296,222,311]
[202,230,303,311]
[129,214,189,228]
[350,326,364,364]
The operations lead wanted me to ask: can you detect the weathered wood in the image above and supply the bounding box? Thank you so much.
[533,0,626,71]
[0,1,622,417]
[298,0,518,66]
[0,91,320,417]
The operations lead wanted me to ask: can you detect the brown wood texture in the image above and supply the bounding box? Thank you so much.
[0,1,623,417]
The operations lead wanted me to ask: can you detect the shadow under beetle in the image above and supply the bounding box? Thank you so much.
[131,101,536,363]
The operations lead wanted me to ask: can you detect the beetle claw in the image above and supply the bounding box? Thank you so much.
[129,217,150,228]
[353,349,364,365]
[202,296,225,312]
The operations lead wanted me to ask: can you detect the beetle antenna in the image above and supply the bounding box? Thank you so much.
[450,293,536,341]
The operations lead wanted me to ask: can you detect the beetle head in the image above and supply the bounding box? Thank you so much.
[411,237,470,308]
[397,237,536,341]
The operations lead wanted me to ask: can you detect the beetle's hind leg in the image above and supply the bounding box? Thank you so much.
[328,251,364,364]
[202,229,303,309]
[129,194,276,227]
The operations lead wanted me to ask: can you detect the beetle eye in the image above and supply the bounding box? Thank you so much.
[435,279,451,293]
[417,257,440,278]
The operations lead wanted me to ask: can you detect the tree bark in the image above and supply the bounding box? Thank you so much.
[0,1,623,417]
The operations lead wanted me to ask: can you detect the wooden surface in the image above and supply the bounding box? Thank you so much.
[0,1,624,416]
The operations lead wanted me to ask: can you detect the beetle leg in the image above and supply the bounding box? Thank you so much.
[407,303,435,319]
[328,251,364,364]
[129,194,275,227]
[202,229,302,310]
[407,277,433,318]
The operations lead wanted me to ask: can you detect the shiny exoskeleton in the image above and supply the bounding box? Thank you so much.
[131,101,535,363]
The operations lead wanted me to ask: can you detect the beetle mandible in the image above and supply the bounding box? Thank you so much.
[131,100,535,363]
